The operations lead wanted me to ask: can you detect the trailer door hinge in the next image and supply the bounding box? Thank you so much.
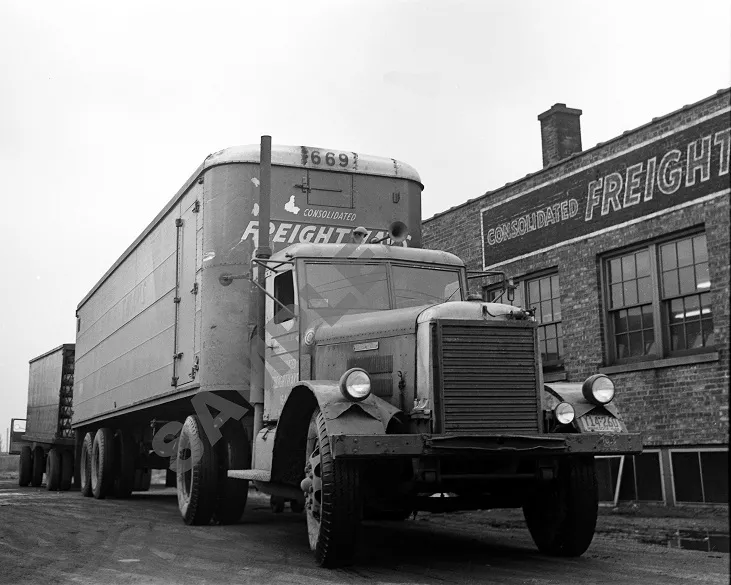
[173,296,181,303]
[190,282,198,295]
[174,352,183,359]
[175,218,183,227]
[192,200,200,213]
[171,376,178,386]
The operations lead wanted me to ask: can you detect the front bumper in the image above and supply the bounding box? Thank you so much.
[330,432,643,459]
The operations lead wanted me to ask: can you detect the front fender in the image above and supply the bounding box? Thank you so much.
[270,381,402,486]
[543,382,621,419]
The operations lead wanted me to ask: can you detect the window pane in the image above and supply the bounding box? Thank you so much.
[678,266,695,295]
[662,271,679,298]
[609,258,622,283]
[545,338,558,362]
[614,311,627,334]
[660,242,677,270]
[644,328,656,355]
[623,280,638,306]
[552,299,561,321]
[670,324,685,351]
[672,452,703,503]
[686,320,702,349]
[700,452,729,504]
[627,307,642,331]
[637,276,652,303]
[702,319,715,346]
[550,275,559,297]
[528,280,539,304]
[539,277,550,300]
[615,334,629,359]
[669,298,684,323]
[596,457,622,502]
[676,238,693,267]
[693,234,708,263]
[641,305,654,329]
[618,456,637,501]
[635,453,663,501]
[684,294,699,314]
[557,335,564,358]
[622,254,636,280]
[544,323,556,340]
[636,250,650,277]
[541,300,553,322]
[611,283,624,308]
[695,262,710,291]
[538,327,545,342]
[628,332,644,357]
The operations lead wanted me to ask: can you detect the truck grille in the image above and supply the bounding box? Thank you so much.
[433,320,541,435]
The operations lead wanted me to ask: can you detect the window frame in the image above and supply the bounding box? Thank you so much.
[669,447,729,505]
[601,228,715,365]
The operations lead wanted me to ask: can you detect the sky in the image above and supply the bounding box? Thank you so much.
[1,0,730,448]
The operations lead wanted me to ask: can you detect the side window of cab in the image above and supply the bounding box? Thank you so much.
[273,270,296,324]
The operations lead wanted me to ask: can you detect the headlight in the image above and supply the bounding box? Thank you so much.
[339,368,371,402]
[582,374,615,405]
[554,402,575,424]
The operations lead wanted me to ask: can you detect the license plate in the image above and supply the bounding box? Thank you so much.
[578,414,623,433]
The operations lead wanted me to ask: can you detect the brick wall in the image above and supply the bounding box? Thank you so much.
[423,89,730,448]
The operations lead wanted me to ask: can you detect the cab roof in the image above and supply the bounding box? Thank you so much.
[271,243,464,266]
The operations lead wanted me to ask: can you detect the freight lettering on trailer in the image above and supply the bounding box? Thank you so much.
[240,220,407,246]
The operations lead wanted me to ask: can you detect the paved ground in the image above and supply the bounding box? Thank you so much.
[0,477,727,585]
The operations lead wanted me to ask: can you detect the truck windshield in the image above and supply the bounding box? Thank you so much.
[393,265,462,308]
[304,262,462,318]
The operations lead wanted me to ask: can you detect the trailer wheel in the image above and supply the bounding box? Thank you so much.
[18,446,32,487]
[46,448,61,491]
[31,446,44,487]
[60,450,73,491]
[176,415,218,525]
[80,432,94,497]
[113,429,136,498]
[213,420,250,524]
[523,456,598,557]
[303,407,362,567]
[91,427,115,499]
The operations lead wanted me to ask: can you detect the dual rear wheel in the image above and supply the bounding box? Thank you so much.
[18,445,73,490]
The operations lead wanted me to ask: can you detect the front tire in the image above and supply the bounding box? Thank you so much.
[80,432,94,497]
[303,408,361,567]
[19,446,32,487]
[176,415,218,525]
[523,456,598,557]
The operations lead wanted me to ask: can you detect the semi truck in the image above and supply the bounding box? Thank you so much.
[68,138,641,567]
[18,345,76,490]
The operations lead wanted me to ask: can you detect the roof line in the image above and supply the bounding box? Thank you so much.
[424,87,731,224]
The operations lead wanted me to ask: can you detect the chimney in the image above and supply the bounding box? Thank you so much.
[538,103,583,167]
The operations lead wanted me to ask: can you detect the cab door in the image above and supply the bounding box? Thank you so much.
[263,268,300,422]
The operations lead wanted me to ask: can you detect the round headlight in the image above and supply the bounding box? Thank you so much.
[582,374,615,405]
[339,368,371,402]
[555,402,575,425]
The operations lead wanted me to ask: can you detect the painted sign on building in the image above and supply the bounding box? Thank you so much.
[481,110,730,269]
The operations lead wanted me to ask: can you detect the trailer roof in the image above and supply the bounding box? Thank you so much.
[271,243,464,266]
[204,145,422,184]
[29,344,75,364]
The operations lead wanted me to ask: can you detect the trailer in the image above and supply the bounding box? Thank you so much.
[18,345,75,490]
[71,139,642,567]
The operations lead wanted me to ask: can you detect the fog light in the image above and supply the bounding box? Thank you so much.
[582,374,615,405]
[555,402,575,425]
[339,368,371,402]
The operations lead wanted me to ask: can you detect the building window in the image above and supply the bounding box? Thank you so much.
[527,274,563,367]
[671,449,728,504]
[483,283,522,307]
[604,231,714,363]
[596,452,665,505]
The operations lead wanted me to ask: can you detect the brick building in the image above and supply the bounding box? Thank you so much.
[423,89,730,506]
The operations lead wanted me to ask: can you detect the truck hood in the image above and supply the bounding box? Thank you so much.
[310,301,524,344]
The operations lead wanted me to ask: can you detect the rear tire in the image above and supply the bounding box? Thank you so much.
[523,456,598,557]
[91,428,115,499]
[46,448,61,491]
[19,446,32,487]
[113,429,135,498]
[176,415,218,525]
[213,421,250,524]
[80,432,94,497]
[60,450,73,491]
[31,446,44,487]
[304,408,362,567]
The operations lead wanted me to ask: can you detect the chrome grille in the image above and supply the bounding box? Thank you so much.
[433,320,541,434]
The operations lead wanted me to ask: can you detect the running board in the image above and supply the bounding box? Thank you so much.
[227,469,271,482]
